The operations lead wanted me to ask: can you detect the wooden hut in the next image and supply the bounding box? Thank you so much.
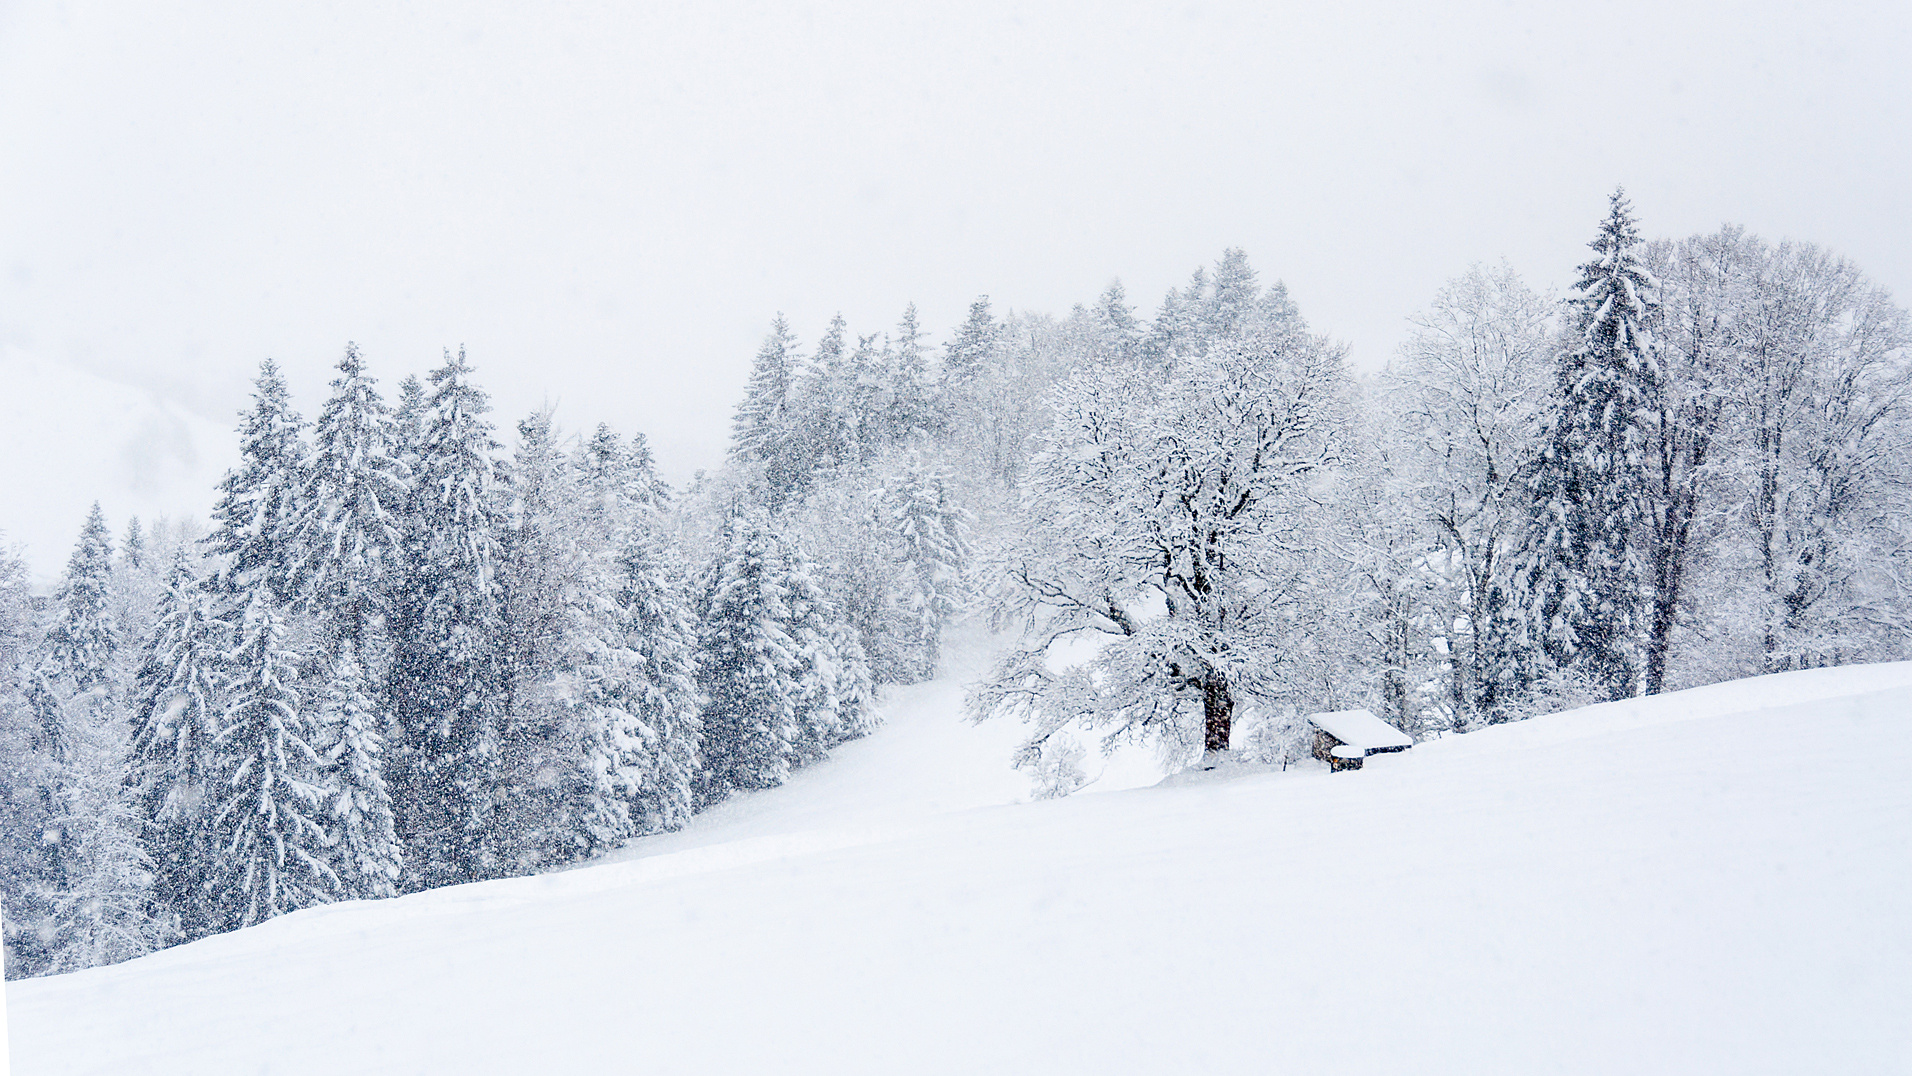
[1308,708,1413,772]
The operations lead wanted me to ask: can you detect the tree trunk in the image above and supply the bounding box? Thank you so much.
[1644,488,1697,695]
[1202,675,1233,754]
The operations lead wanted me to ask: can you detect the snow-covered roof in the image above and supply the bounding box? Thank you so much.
[1308,709,1413,751]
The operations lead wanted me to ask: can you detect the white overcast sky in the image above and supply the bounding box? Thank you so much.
[1,0,1908,572]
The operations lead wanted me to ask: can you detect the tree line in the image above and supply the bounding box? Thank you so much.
[0,342,965,977]
[3,187,1906,974]
[968,191,1912,791]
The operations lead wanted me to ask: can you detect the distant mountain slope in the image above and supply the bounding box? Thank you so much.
[10,653,1912,1075]
[0,347,234,577]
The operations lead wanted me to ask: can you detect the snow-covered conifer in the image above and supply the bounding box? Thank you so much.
[1513,189,1661,701]
[43,503,120,697]
[39,701,159,973]
[126,552,227,941]
[693,513,803,801]
[942,297,999,389]
[316,644,402,900]
[208,360,307,606]
[30,505,126,904]
[289,343,407,654]
[496,410,640,870]
[208,595,336,930]
[885,461,969,682]
[384,348,508,889]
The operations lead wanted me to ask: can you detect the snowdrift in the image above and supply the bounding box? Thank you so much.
[10,655,1912,1075]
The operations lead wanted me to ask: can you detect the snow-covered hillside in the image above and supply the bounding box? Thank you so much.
[0,347,233,579]
[10,642,1912,1075]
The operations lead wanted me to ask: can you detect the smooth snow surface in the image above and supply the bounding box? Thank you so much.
[11,642,1912,1075]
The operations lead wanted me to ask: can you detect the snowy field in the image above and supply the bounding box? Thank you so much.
[9,636,1912,1074]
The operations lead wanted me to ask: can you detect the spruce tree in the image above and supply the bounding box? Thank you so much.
[731,317,811,505]
[694,514,803,801]
[1089,281,1142,365]
[613,522,703,834]
[209,595,336,930]
[208,360,307,607]
[942,297,999,388]
[496,410,637,870]
[31,505,124,901]
[126,552,227,941]
[44,503,120,697]
[782,538,862,765]
[289,342,407,655]
[887,303,937,441]
[887,461,969,682]
[0,536,49,972]
[1517,189,1660,701]
[574,423,701,833]
[385,348,508,889]
[316,645,402,900]
[40,704,158,972]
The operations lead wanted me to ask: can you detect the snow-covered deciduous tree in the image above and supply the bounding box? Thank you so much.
[970,251,1351,778]
[208,595,336,930]
[1726,240,1912,671]
[1383,262,1555,724]
[1636,228,1760,693]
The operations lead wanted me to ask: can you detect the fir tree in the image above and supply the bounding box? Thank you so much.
[121,517,146,571]
[497,410,638,870]
[289,342,407,655]
[44,503,120,696]
[731,316,811,505]
[782,538,866,763]
[1516,189,1660,701]
[887,302,938,440]
[0,536,49,973]
[39,702,159,973]
[942,297,999,388]
[885,461,969,682]
[126,552,227,941]
[385,348,508,890]
[613,523,703,834]
[30,505,125,908]
[208,360,307,607]
[574,422,701,833]
[694,514,802,800]
[1089,281,1142,365]
[209,595,336,930]
[316,645,402,900]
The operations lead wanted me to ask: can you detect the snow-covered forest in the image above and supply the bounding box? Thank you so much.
[2,190,1909,980]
